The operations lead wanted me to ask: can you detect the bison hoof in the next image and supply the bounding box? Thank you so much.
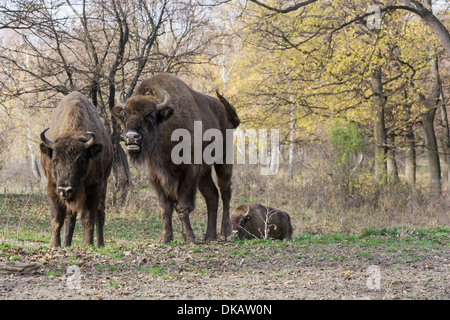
[161,234,174,244]
[183,235,196,245]
[218,234,232,242]
[203,233,217,242]
[49,242,61,248]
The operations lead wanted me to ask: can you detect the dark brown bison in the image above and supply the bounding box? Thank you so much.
[231,204,293,240]
[40,92,113,247]
[112,73,240,244]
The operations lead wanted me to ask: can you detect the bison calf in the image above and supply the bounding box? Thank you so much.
[231,204,293,240]
[40,92,113,247]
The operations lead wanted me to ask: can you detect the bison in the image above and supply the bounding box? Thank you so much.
[112,73,240,244]
[40,92,113,247]
[231,204,293,240]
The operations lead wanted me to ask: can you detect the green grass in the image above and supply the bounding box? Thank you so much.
[109,265,118,272]
[1,194,448,262]
[0,194,165,246]
[148,267,165,276]
[109,281,123,287]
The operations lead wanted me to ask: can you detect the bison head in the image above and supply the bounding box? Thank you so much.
[40,128,103,201]
[112,90,173,160]
[231,205,252,240]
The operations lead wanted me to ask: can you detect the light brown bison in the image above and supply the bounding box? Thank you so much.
[40,92,113,247]
[112,73,240,244]
[231,204,293,240]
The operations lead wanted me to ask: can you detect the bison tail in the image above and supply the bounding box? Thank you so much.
[216,89,240,129]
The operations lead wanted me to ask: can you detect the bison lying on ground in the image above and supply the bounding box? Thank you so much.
[40,92,113,247]
[112,73,240,244]
[231,203,293,240]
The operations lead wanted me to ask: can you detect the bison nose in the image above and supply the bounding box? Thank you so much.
[125,131,142,151]
[57,186,75,200]
[125,131,142,144]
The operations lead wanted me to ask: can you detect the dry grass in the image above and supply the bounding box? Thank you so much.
[1,154,449,241]
[229,162,450,237]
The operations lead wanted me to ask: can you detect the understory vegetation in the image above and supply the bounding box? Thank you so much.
[1,161,448,247]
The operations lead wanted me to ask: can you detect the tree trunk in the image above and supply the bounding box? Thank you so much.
[108,0,131,205]
[401,93,417,186]
[284,63,295,180]
[417,49,441,196]
[112,128,131,206]
[422,109,441,195]
[404,125,416,186]
[386,135,399,183]
[439,97,449,188]
[288,98,295,180]
[26,127,40,182]
[371,66,387,183]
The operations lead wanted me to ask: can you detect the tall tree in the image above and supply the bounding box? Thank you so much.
[371,63,388,182]
[248,0,450,56]
[0,0,220,202]
[241,0,448,192]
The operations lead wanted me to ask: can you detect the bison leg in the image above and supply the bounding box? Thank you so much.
[49,210,64,248]
[177,210,196,244]
[158,194,175,244]
[48,193,65,248]
[96,185,107,247]
[175,200,196,244]
[62,211,77,247]
[81,190,100,246]
[81,211,95,245]
[214,164,233,241]
[174,178,197,244]
[198,170,219,242]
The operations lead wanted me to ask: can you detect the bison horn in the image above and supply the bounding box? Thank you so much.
[156,90,170,110]
[40,128,55,149]
[84,131,96,149]
[244,205,250,217]
[117,90,127,106]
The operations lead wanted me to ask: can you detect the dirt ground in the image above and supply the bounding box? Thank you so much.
[1,240,449,300]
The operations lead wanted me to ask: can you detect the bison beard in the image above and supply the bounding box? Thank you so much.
[40,92,113,248]
[113,73,240,244]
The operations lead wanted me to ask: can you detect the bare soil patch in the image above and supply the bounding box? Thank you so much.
[1,240,448,300]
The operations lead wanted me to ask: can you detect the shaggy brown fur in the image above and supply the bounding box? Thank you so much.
[40,92,113,247]
[231,204,293,240]
[112,73,240,244]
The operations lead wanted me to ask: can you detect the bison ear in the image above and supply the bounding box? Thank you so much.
[40,143,53,159]
[244,214,252,221]
[156,107,174,123]
[112,107,125,122]
[88,143,103,158]
[111,106,122,117]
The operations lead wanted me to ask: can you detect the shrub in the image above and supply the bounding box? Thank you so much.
[327,119,365,201]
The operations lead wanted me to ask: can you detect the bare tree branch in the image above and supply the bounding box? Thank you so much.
[248,0,317,14]
[248,0,450,56]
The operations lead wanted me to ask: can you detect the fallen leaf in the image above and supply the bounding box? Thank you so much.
[343,270,354,274]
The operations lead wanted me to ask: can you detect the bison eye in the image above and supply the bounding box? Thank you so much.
[76,156,87,167]
[146,111,156,124]
[112,106,127,122]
